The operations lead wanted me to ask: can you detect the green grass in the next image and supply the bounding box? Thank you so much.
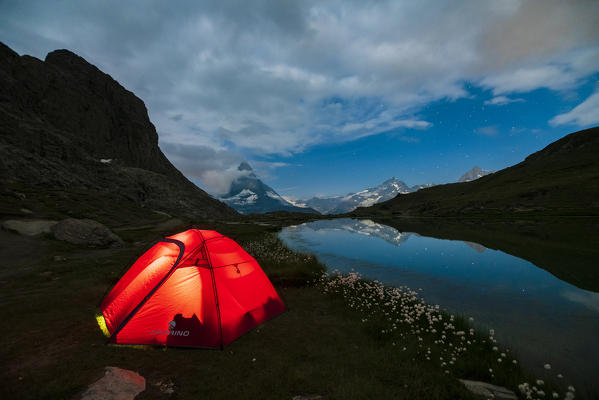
[0,222,578,399]
[244,233,325,286]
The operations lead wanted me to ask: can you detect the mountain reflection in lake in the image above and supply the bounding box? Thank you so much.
[279,218,599,397]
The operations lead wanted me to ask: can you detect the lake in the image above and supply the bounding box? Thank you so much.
[279,218,599,397]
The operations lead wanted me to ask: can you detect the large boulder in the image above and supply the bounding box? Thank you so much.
[81,366,145,400]
[2,219,57,236]
[51,218,123,247]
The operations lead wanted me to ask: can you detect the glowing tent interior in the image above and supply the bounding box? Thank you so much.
[100,229,285,348]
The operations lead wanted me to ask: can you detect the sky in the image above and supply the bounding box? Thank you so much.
[1,0,598,198]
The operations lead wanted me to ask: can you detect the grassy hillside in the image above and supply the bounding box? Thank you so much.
[353,127,599,217]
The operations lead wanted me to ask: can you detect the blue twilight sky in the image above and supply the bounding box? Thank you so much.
[268,80,599,197]
[1,1,598,198]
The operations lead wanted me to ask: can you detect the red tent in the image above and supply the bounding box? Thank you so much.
[100,229,285,348]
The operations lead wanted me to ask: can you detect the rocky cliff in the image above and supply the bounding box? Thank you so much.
[0,42,237,224]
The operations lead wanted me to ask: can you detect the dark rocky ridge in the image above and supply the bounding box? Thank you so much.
[0,42,237,223]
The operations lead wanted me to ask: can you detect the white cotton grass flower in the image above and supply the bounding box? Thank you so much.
[518,382,534,398]
[536,379,544,386]
[544,363,551,370]
[552,392,559,399]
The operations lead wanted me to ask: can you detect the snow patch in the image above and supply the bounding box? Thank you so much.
[359,196,382,207]
[222,189,258,205]
[282,196,308,208]
[266,191,289,205]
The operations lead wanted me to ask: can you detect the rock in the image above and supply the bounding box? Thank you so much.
[459,379,518,400]
[51,218,123,247]
[2,219,57,236]
[81,366,145,400]
[152,379,175,395]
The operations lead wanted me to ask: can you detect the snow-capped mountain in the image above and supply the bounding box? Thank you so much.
[220,162,319,215]
[458,166,493,182]
[301,177,433,214]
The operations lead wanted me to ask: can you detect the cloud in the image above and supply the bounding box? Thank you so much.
[484,96,524,106]
[549,88,599,127]
[341,117,431,135]
[479,55,599,95]
[158,141,245,195]
[1,0,598,172]
[478,0,599,68]
[159,141,292,194]
[476,126,499,136]
[247,160,292,181]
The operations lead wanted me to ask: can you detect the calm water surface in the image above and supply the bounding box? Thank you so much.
[279,218,599,396]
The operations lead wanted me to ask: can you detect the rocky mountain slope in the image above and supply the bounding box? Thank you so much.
[300,178,432,214]
[220,162,318,215]
[458,166,493,182]
[353,126,599,217]
[0,42,236,224]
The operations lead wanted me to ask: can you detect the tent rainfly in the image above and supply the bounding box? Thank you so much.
[100,229,285,348]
